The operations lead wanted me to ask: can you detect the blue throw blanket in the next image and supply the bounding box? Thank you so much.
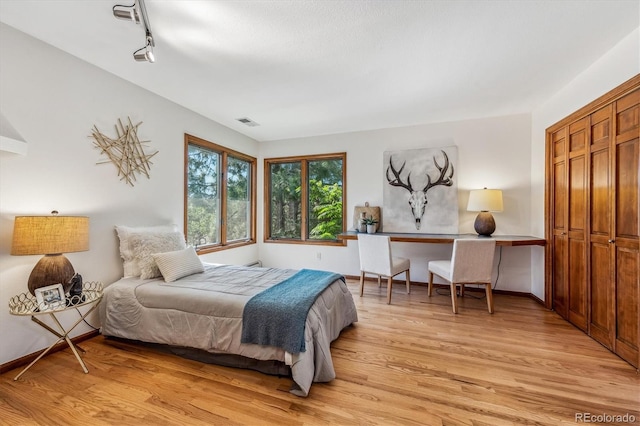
[241,269,344,354]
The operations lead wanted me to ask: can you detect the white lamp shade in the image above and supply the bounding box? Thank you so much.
[467,189,503,212]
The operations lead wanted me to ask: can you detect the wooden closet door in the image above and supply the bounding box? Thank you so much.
[546,75,640,369]
[589,105,614,349]
[613,89,639,368]
[551,128,568,318]
[567,119,588,331]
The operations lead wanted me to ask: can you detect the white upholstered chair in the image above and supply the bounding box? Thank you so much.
[357,233,410,304]
[427,239,497,314]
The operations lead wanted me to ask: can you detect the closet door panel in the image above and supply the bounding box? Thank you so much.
[590,241,613,347]
[615,93,639,240]
[613,89,639,368]
[588,107,614,348]
[567,119,587,330]
[615,246,639,368]
[551,128,568,318]
[568,237,587,330]
[589,109,611,236]
[552,235,567,316]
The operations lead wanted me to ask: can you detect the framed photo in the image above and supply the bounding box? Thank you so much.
[35,283,66,311]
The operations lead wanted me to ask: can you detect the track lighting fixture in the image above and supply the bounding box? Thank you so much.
[112,3,140,23]
[134,35,155,63]
[112,0,156,63]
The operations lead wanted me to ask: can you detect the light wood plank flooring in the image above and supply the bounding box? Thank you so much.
[1,280,638,425]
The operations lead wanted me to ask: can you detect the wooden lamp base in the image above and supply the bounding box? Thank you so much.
[27,254,75,295]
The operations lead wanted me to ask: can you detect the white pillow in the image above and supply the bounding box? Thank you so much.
[115,224,177,277]
[152,246,204,282]
[130,232,187,279]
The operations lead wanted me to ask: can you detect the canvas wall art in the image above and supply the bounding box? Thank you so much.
[383,146,458,233]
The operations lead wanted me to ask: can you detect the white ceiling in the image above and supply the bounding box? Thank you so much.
[1,1,638,142]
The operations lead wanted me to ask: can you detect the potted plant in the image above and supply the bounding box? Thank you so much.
[363,216,378,234]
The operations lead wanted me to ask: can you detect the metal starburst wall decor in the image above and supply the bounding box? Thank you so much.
[90,117,158,187]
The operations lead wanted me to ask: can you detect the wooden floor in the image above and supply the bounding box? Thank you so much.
[1,280,638,425]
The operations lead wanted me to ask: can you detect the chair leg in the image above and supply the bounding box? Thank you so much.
[359,271,365,297]
[450,282,458,314]
[485,283,494,314]
[386,276,393,304]
[405,269,411,294]
[460,283,465,297]
[428,272,433,297]
[377,275,381,287]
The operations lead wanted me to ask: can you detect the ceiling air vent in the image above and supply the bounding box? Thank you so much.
[236,117,260,127]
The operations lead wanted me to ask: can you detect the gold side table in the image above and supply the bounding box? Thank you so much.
[8,282,103,380]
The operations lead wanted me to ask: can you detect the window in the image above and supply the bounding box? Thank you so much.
[184,134,256,253]
[265,152,346,245]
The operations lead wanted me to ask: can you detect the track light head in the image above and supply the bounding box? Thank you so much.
[113,4,140,23]
[133,37,154,63]
[133,49,155,63]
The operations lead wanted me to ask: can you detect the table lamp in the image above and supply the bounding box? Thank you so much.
[467,188,503,236]
[11,211,89,295]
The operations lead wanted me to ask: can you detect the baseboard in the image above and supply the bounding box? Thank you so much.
[345,274,546,305]
[0,329,100,375]
[528,293,546,306]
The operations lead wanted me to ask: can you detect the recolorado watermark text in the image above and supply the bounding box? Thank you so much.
[575,412,636,423]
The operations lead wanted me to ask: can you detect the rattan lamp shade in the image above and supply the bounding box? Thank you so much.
[11,215,89,295]
[467,189,503,237]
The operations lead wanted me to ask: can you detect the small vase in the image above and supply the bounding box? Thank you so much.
[367,224,376,234]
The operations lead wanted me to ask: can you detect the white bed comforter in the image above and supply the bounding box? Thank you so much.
[99,264,358,396]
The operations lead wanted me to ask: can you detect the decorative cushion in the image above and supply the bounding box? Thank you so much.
[152,246,204,282]
[130,232,187,279]
[115,224,177,277]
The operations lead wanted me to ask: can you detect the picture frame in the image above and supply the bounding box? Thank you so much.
[383,145,459,233]
[35,283,66,311]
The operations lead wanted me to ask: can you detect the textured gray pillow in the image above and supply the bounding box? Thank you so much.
[152,246,204,282]
[130,232,186,279]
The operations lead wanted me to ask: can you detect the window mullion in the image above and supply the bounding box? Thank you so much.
[300,160,308,241]
[220,152,228,245]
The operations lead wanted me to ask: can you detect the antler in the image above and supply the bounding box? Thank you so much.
[386,156,414,192]
[423,150,454,192]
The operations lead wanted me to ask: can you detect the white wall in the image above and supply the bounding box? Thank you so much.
[529,27,640,300]
[258,114,538,291]
[0,23,259,365]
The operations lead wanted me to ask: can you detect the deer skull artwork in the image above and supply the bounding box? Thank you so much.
[386,150,454,230]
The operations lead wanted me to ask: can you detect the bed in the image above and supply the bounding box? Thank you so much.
[99,227,358,396]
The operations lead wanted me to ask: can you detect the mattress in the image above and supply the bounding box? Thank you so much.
[98,263,358,396]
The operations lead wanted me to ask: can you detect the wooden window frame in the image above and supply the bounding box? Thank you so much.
[184,133,257,254]
[264,152,347,246]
